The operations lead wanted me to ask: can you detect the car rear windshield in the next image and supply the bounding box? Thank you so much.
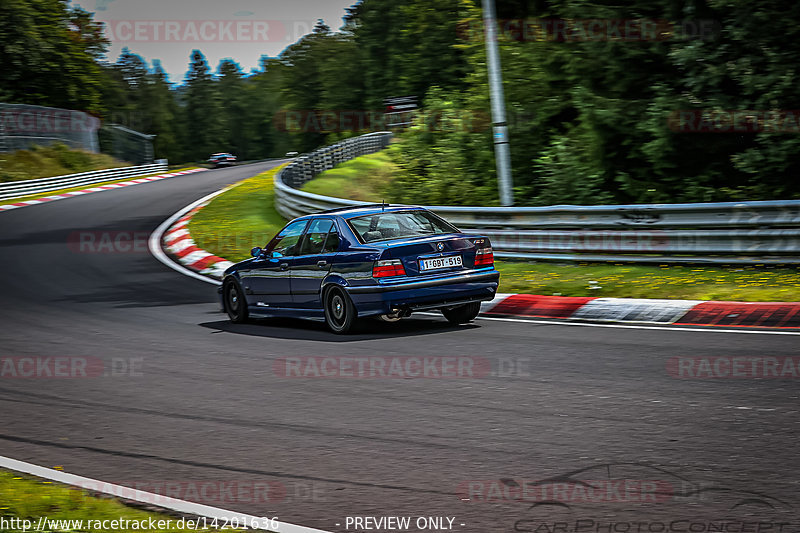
[348,211,458,243]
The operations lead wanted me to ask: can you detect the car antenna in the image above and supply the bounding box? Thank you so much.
[382,199,386,212]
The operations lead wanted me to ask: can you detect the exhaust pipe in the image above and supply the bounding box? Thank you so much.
[378,307,408,322]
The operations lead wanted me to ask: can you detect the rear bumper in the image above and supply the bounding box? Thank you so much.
[346,269,500,317]
[347,269,499,294]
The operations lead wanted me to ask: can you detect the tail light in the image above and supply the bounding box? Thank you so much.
[373,259,406,278]
[475,247,494,267]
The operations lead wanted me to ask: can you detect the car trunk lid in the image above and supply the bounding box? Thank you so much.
[385,235,477,276]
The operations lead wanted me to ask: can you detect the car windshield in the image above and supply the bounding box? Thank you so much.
[348,211,458,243]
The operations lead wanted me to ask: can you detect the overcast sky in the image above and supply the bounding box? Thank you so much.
[73,0,359,84]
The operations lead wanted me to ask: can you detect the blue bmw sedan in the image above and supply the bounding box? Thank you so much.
[220,205,500,333]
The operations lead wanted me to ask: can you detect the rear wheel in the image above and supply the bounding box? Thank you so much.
[442,302,481,325]
[223,279,249,323]
[324,286,357,334]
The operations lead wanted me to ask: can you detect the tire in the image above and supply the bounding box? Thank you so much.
[441,302,481,325]
[324,286,357,334]
[223,279,249,323]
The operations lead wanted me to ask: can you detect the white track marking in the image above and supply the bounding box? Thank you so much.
[473,315,800,336]
[148,188,231,286]
[479,293,516,313]
[571,297,702,324]
[181,250,213,265]
[0,455,331,533]
[1,169,207,212]
[166,239,195,254]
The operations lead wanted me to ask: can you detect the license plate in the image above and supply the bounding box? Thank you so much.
[419,255,463,271]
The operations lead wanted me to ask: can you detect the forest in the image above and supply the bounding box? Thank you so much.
[1,0,799,205]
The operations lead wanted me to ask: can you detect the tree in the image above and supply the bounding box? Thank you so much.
[0,0,108,112]
[350,0,469,108]
[182,50,226,160]
[217,59,249,157]
[144,61,180,161]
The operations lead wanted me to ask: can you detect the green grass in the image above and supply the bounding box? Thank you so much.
[300,148,399,202]
[0,166,200,207]
[188,165,289,262]
[496,262,800,302]
[188,157,800,302]
[0,144,126,183]
[0,469,229,533]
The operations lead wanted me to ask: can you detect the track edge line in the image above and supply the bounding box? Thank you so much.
[0,455,331,533]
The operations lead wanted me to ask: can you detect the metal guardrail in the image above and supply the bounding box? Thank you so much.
[277,132,392,191]
[275,132,800,264]
[0,162,168,201]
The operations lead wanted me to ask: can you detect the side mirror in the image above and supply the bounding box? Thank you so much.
[250,247,262,258]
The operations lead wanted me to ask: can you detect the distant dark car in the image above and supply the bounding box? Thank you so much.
[208,153,237,168]
[220,205,500,333]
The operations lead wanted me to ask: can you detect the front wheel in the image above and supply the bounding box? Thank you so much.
[223,279,249,323]
[441,302,481,325]
[324,286,357,334]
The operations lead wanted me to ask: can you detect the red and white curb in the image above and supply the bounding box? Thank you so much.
[149,185,236,286]
[0,168,206,212]
[161,203,233,280]
[0,455,330,533]
[481,294,800,329]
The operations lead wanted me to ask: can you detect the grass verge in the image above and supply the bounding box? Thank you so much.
[0,469,225,533]
[0,167,200,207]
[300,148,399,202]
[497,261,800,301]
[0,145,126,183]
[189,159,800,301]
[188,165,288,263]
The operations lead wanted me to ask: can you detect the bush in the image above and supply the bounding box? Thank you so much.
[0,144,126,182]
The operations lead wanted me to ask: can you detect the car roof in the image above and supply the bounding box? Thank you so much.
[311,204,425,219]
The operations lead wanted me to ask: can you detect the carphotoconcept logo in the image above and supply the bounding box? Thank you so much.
[515,519,798,533]
[501,463,796,532]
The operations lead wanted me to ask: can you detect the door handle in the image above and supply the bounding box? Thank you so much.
[279,262,289,271]
[317,260,328,267]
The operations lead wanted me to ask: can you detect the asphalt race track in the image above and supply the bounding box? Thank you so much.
[1,161,798,532]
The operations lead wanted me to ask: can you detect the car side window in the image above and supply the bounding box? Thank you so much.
[322,225,340,253]
[269,220,308,257]
[299,219,333,256]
